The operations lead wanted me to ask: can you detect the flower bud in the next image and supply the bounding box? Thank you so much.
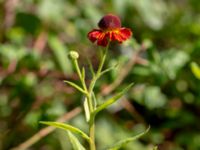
[69,51,79,59]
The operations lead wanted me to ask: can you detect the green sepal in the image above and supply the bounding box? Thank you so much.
[67,131,86,150]
[107,126,150,150]
[93,83,134,115]
[64,80,87,94]
[40,121,90,142]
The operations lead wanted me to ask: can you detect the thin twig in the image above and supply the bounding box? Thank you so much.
[33,31,47,54]
[10,107,82,150]
[7,60,17,74]
[120,97,145,124]
[3,0,19,29]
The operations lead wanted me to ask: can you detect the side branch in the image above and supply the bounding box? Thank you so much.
[101,44,148,96]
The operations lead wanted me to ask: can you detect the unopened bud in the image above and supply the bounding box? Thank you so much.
[69,51,79,59]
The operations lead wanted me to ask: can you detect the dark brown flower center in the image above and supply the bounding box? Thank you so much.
[98,14,121,30]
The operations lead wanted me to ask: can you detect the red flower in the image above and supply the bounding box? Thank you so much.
[87,14,132,47]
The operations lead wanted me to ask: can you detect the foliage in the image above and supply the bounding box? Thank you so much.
[0,0,200,150]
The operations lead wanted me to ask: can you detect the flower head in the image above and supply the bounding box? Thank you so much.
[88,14,132,47]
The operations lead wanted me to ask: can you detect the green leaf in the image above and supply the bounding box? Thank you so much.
[48,35,72,75]
[83,98,90,122]
[143,86,167,109]
[40,121,90,142]
[100,64,118,77]
[107,126,150,150]
[64,80,87,94]
[161,50,189,79]
[190,62,200,80]
[94,83,134,115]
[67,131,86,150]
[133,0,168,30]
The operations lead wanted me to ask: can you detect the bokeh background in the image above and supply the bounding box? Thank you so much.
[0,0,200,150]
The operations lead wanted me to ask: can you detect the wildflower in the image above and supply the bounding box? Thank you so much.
[88,14,132,47]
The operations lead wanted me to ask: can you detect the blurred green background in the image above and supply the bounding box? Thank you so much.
[0,0,200,150]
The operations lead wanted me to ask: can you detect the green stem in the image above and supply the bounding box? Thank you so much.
[73,59,87,92]
[88,44,109,150]
[73,44,109,150]
[89,117,95,150]
[86,94,94,113]
[89,44,109,94]
[73,59,93,114]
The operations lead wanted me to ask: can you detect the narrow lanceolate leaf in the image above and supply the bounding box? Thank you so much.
[67,131,86,150]
[94,83,134,115]
[83,98,90,122]
[40,121,90,142]
[64,80,87,94]
[107,126,150,150]
[190,62,200,80]
[100,64,118,77]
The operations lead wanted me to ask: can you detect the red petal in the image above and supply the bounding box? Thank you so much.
[109,28,132,43]
[97,33,109,47]
[112,31,124,42]
[87,29,103,42]
[119,28,132,40]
